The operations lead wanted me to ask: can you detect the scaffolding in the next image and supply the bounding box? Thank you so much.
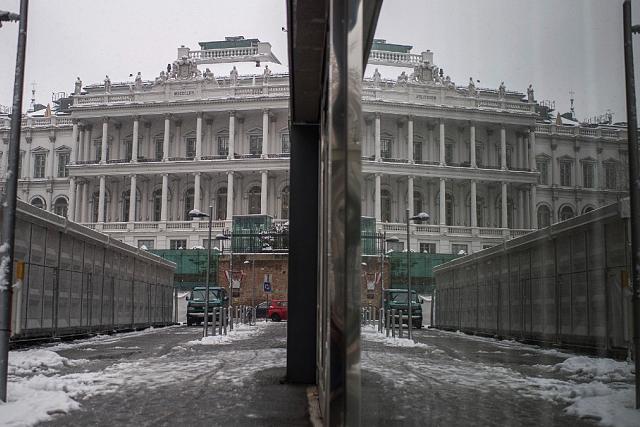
[388,252,458,295]
[151,249,219,290]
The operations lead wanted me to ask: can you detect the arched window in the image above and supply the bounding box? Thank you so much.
[184,188,194,220]
[445,193,453,225]
[153,189,162,221]
[91,191,108,222]
[413,191,423,216]
[281,186,290,219]
[537,205,551,229]
[54,197,68,218]
[582,206,595,215]
[248,186,261,214]
[559,205,575,222]
[216,187,227,220]
[31,197,46,210]
[381,189,392,222]
[122,190,131,221]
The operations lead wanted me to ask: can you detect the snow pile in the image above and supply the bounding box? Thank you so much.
[362,326,429,349]
[186,322,270,346]
[8,349,85,375]
[552,356,634,382]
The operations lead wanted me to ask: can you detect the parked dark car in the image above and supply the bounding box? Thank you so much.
[186,286,228,326]
[255,301,269,319]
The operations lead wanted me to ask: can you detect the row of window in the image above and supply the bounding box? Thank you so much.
[12,151,71,179]
[95,133,291,162]
[536,158,620,189]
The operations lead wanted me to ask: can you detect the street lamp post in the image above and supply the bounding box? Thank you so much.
[189,207,213,337]
[214,232,230,329]
[405,210,430,340]
[244,259,256,317]
[382,234,400,310]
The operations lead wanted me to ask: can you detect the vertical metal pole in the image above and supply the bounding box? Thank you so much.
[406,209,412,340]
[202,206,213,337]
[174,287,178,324]
[623,0,640,409]
[229,235,233,331]
[252,259,255,314]
[380,231,385,310]
[0,0,28,403]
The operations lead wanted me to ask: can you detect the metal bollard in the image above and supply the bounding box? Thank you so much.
[379,308,383,333]
[229,305,234,331]
[385,309,390,337]
[399,309,404,338]
[223,308,228,335]
[219,308,223,335]
[391,309,396,338]
[212,307,217,336]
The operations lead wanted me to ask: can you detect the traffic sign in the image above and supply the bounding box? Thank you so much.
[263,282,272,293]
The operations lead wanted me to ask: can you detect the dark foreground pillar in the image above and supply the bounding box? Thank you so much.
[286,123,319,384]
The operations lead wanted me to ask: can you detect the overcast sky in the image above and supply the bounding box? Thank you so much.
[1,0,638,123]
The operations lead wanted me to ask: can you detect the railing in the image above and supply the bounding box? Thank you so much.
[368,50,423,66]
[75,160,99,165]
[134,222,159,229]
[511,229,533,237]
[107,159,129,164]
[201,155,227,160]
[382,223,407,232]
[479,228,504,236]
[601,129,620,138]
[168,156,194,162]
[236,153,260,159]
[415,225,440,233]
[166,221,192,229]
[189,46,259,60]
[536,123,624,140]
[198,221,226,229]
[266,153,290,158]
[448,226,472,235]
[102,222,128,231]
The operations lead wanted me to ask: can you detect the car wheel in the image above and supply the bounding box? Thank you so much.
[271,313,281,322]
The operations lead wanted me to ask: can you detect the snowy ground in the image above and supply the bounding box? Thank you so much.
[1,322,306,427]
[361,325,639,426]
[3,321,639,426]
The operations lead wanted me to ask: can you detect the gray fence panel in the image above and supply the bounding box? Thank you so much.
[26,224,45,330]
[69,239,84,328]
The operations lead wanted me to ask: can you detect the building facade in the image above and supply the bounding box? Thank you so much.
[0,39,629,252]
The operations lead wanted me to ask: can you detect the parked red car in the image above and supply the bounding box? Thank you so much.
[267,299,288,322]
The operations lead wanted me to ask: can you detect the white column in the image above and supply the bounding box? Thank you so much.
[228,111,236,160]
[77,126,84,162]
[516,134,523,169]
[101,118,108,164]
[407,117,414,163]
[439,178,446,225]
[439,119,445,165]
[374,113,381,161]
[161,173,169,221]
[500,126,507,170]
[407,176,414,217]
[470,122,476,168]
[75,182,83,221]
[428,125,434,162]
[529,128,536,170]
[226,171,234,219]
[174,119,182,158]
[501,182,508,228]
[81,182,89,222]
[68,177,76,222]
[48,136,56,179]
[194,172,201,212]
[84,125,92,162]
[163,115,170,161]
[132,116,139,163]
[470,179,477,228]
[196,112,203,160]
[262,109,269,158]
[530,185,538,229]
[128,174,137,222]
[98,175,106,222]
[71,121,79,164]
[261,170,268,214]
[205,118,213,157]
[518,189,524,229]
[374,173,381,221]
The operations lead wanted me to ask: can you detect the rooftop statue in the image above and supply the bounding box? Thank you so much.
[527,84,534,102]
[412,61,435,83]
[373,68,381,86]
[155,70,168,85]
[74,77,82,95]
[172,55,200,80]
[444,75,455,89]
[263,65,272,85]
[498,81,506,99]
[135,72,143,91]
[104,75,111,93]
[468,77,476,96]
[230,66,239,86]
[397,71,408,86]
[203,68,217,84]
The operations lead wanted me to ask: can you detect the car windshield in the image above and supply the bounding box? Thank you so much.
[389,292,419,304]
[191,289,222,301]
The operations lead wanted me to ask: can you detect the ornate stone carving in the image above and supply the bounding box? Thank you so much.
[372,68,381,86]
[397,71,408,86]
[527,84,534,102]
[74,77,82,95]
[104,75,111,93]
[171,56,200,80]
[134,72,143,91]
[498,81,506,99]
[468,77,476,96]
[230,66,239,86]
[262,65,272,85]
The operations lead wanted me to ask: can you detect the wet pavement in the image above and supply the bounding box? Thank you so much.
[12,321,625,426]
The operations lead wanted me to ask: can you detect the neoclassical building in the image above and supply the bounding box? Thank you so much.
[0,37,629,252]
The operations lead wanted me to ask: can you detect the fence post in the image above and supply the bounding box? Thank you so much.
[399,309,403,338]
[385,309,390,337]
[391,309,396,338]
[223,307,227,335]
[212,307,217,336]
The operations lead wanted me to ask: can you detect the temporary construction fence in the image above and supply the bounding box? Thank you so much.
[3,200,176,342]
[433,200,632,355]
[230,215,288,253]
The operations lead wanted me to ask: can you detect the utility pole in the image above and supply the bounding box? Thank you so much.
[0,0,29,403]
[623,0,640,409]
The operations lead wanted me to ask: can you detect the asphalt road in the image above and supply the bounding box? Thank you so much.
[25,322,614,426]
